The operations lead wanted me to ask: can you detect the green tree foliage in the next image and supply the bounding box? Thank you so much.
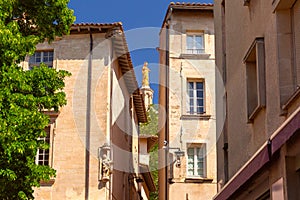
[149,144,159,200]
[140,105,159,200]
[140,104,158,136]
[0,0,75,199]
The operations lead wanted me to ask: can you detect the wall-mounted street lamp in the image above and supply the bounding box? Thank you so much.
[163,140,185,168]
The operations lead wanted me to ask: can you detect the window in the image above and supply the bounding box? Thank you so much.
[187,144,206,177]
[36,126,50,165]
[292,0,300,88]
[221,0,227,84]
[188,81,205,114]
[275,0,300,109]
[186,34,204,54]
[244,38,266,121]
[29,51,54,69]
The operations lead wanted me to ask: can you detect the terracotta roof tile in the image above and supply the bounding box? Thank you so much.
[72,22,123,27]
[170,2,213,6]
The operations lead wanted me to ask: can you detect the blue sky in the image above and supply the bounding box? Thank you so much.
[68,0,213,103]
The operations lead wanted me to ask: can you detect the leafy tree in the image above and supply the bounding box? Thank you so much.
[140,104,158,136]
[140,105,159,200]
[0,0,75,199]
[149,144,159,200]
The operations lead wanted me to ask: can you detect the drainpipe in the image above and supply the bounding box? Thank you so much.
[165,15,171,200]
[85,30,93,200]
[108,32,114,200]
[180,62,183,148]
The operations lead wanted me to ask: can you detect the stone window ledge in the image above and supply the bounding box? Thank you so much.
[40,179,55,186]
[179,53,211,59]
[281,87,300,112]
[185,177,213,183]
[180,114,211,120]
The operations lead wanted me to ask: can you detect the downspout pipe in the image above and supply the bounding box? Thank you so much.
[85,30,93,200]
[165,14,171,200]
[109,31,114,200]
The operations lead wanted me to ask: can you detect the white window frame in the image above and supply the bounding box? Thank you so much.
[187,80,205,114]
[186,33,205,54]
[29,51,54,69]
[186,144,206,178]
[36,125,52,166]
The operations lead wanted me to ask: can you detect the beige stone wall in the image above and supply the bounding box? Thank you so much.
[29,33,111,200]
[214,0,300,198]
[159,7,217,199]
[24,30,143,199]
[169,182,216,200]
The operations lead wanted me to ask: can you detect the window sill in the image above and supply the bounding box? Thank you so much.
[179,53,211,59]
[181,114,211,120]
[281,87,300,113]
[185,177,213,183]
[247,105,264,123]
[40,178,55,186]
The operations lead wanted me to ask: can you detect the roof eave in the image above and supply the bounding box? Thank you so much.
[70,22,123,34]
[110,27,147,123]
[160,2,214,33]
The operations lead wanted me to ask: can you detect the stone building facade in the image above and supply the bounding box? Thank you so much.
[158,3,217,199]
[214,0,300,199]
[21,23,154,200]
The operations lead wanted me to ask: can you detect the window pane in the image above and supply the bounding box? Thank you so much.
[197,99,203,106]
[188,82,194,89]
[195,35,204,49]
[187,150,195,176]
[188,148,194,155]
[197,161,203,168]
[49,52,53,61]
[196,82,203,89]
[190,99,194,106]
[29,55,35,63]
[189,90,194,97]
[35,52,41,62]
[197,90,203,98]
[187,36,194,49]
[197,107,204,114]
[39,154,44,160]
[35,52,41,57]
[197,169,204,177]
[190,107,194,114]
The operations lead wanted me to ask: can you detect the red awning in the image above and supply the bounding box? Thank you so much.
[214,109,300,200]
